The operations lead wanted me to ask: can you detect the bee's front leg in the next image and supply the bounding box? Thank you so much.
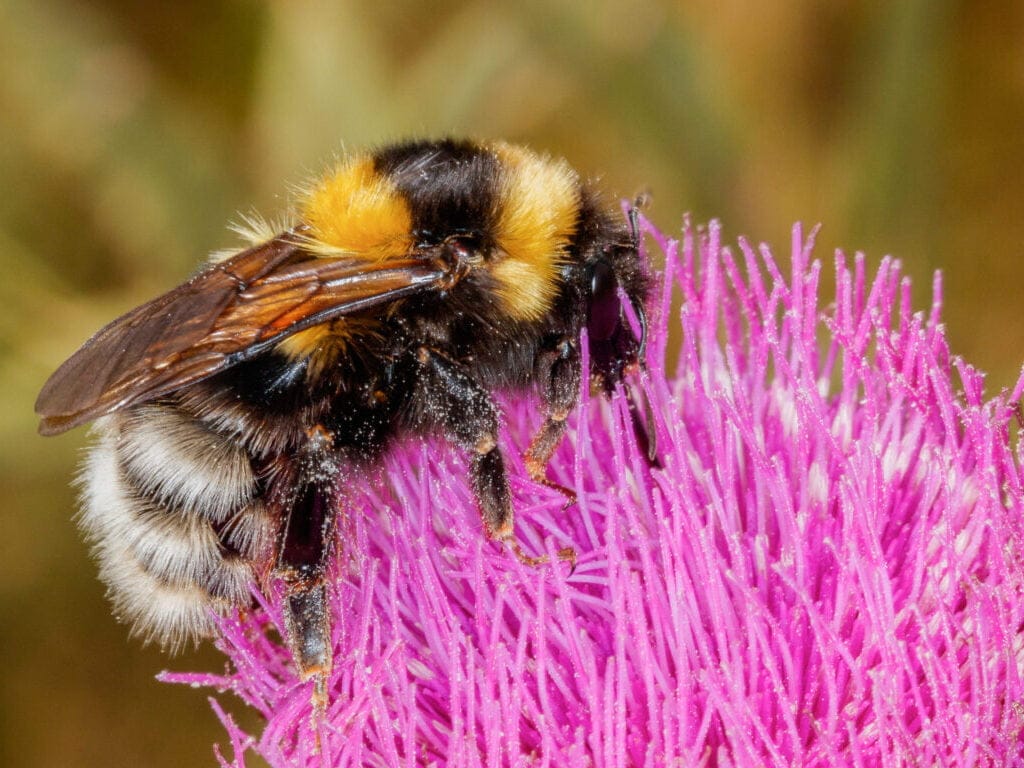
[524,336,580,504]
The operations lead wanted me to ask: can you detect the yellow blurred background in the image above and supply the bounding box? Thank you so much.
[3,1,1023,765]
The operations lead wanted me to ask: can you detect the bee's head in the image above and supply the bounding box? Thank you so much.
[583,206,658,463]
[584,209,648,394]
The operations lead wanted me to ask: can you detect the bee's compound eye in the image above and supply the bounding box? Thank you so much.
[587,260,621,341]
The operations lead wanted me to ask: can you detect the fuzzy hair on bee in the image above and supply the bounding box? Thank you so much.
[36,138,651,706]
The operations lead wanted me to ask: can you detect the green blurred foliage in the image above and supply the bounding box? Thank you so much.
[3,1,1023,765]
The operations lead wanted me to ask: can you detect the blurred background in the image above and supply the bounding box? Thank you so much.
[3,1,1023,765]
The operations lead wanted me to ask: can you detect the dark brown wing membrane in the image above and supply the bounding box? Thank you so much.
[36,233,446,435]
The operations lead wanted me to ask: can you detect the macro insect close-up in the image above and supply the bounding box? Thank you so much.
[15,5,1024,765]
[35,138,650,705]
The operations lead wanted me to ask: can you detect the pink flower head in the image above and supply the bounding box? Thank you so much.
[164,219,1024,766]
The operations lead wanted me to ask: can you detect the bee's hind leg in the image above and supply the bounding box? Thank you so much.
[274,425,338,715]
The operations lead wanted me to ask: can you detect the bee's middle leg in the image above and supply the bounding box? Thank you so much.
[414,347,513,538]
[414,347,572,567]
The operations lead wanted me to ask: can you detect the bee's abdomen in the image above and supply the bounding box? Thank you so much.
[79,404,270,650]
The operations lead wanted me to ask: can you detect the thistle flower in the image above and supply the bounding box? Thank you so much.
[164,219,1024,766]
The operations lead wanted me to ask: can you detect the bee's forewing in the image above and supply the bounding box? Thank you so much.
[36,234,444,434]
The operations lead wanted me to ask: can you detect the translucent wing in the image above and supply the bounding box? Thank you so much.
[36,233,447,435]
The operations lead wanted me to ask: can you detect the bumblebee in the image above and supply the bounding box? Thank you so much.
[36,139,649,702]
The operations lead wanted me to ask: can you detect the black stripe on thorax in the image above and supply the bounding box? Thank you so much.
[373,139,501,243]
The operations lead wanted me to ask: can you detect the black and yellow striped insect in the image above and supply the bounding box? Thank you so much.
[36,138,649,703]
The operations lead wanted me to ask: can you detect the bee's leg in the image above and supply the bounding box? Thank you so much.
[415,347,510,536]
[277,486,333,708]
[414,347,568,567]
[274,427,337,712]
[525,336,580,506]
